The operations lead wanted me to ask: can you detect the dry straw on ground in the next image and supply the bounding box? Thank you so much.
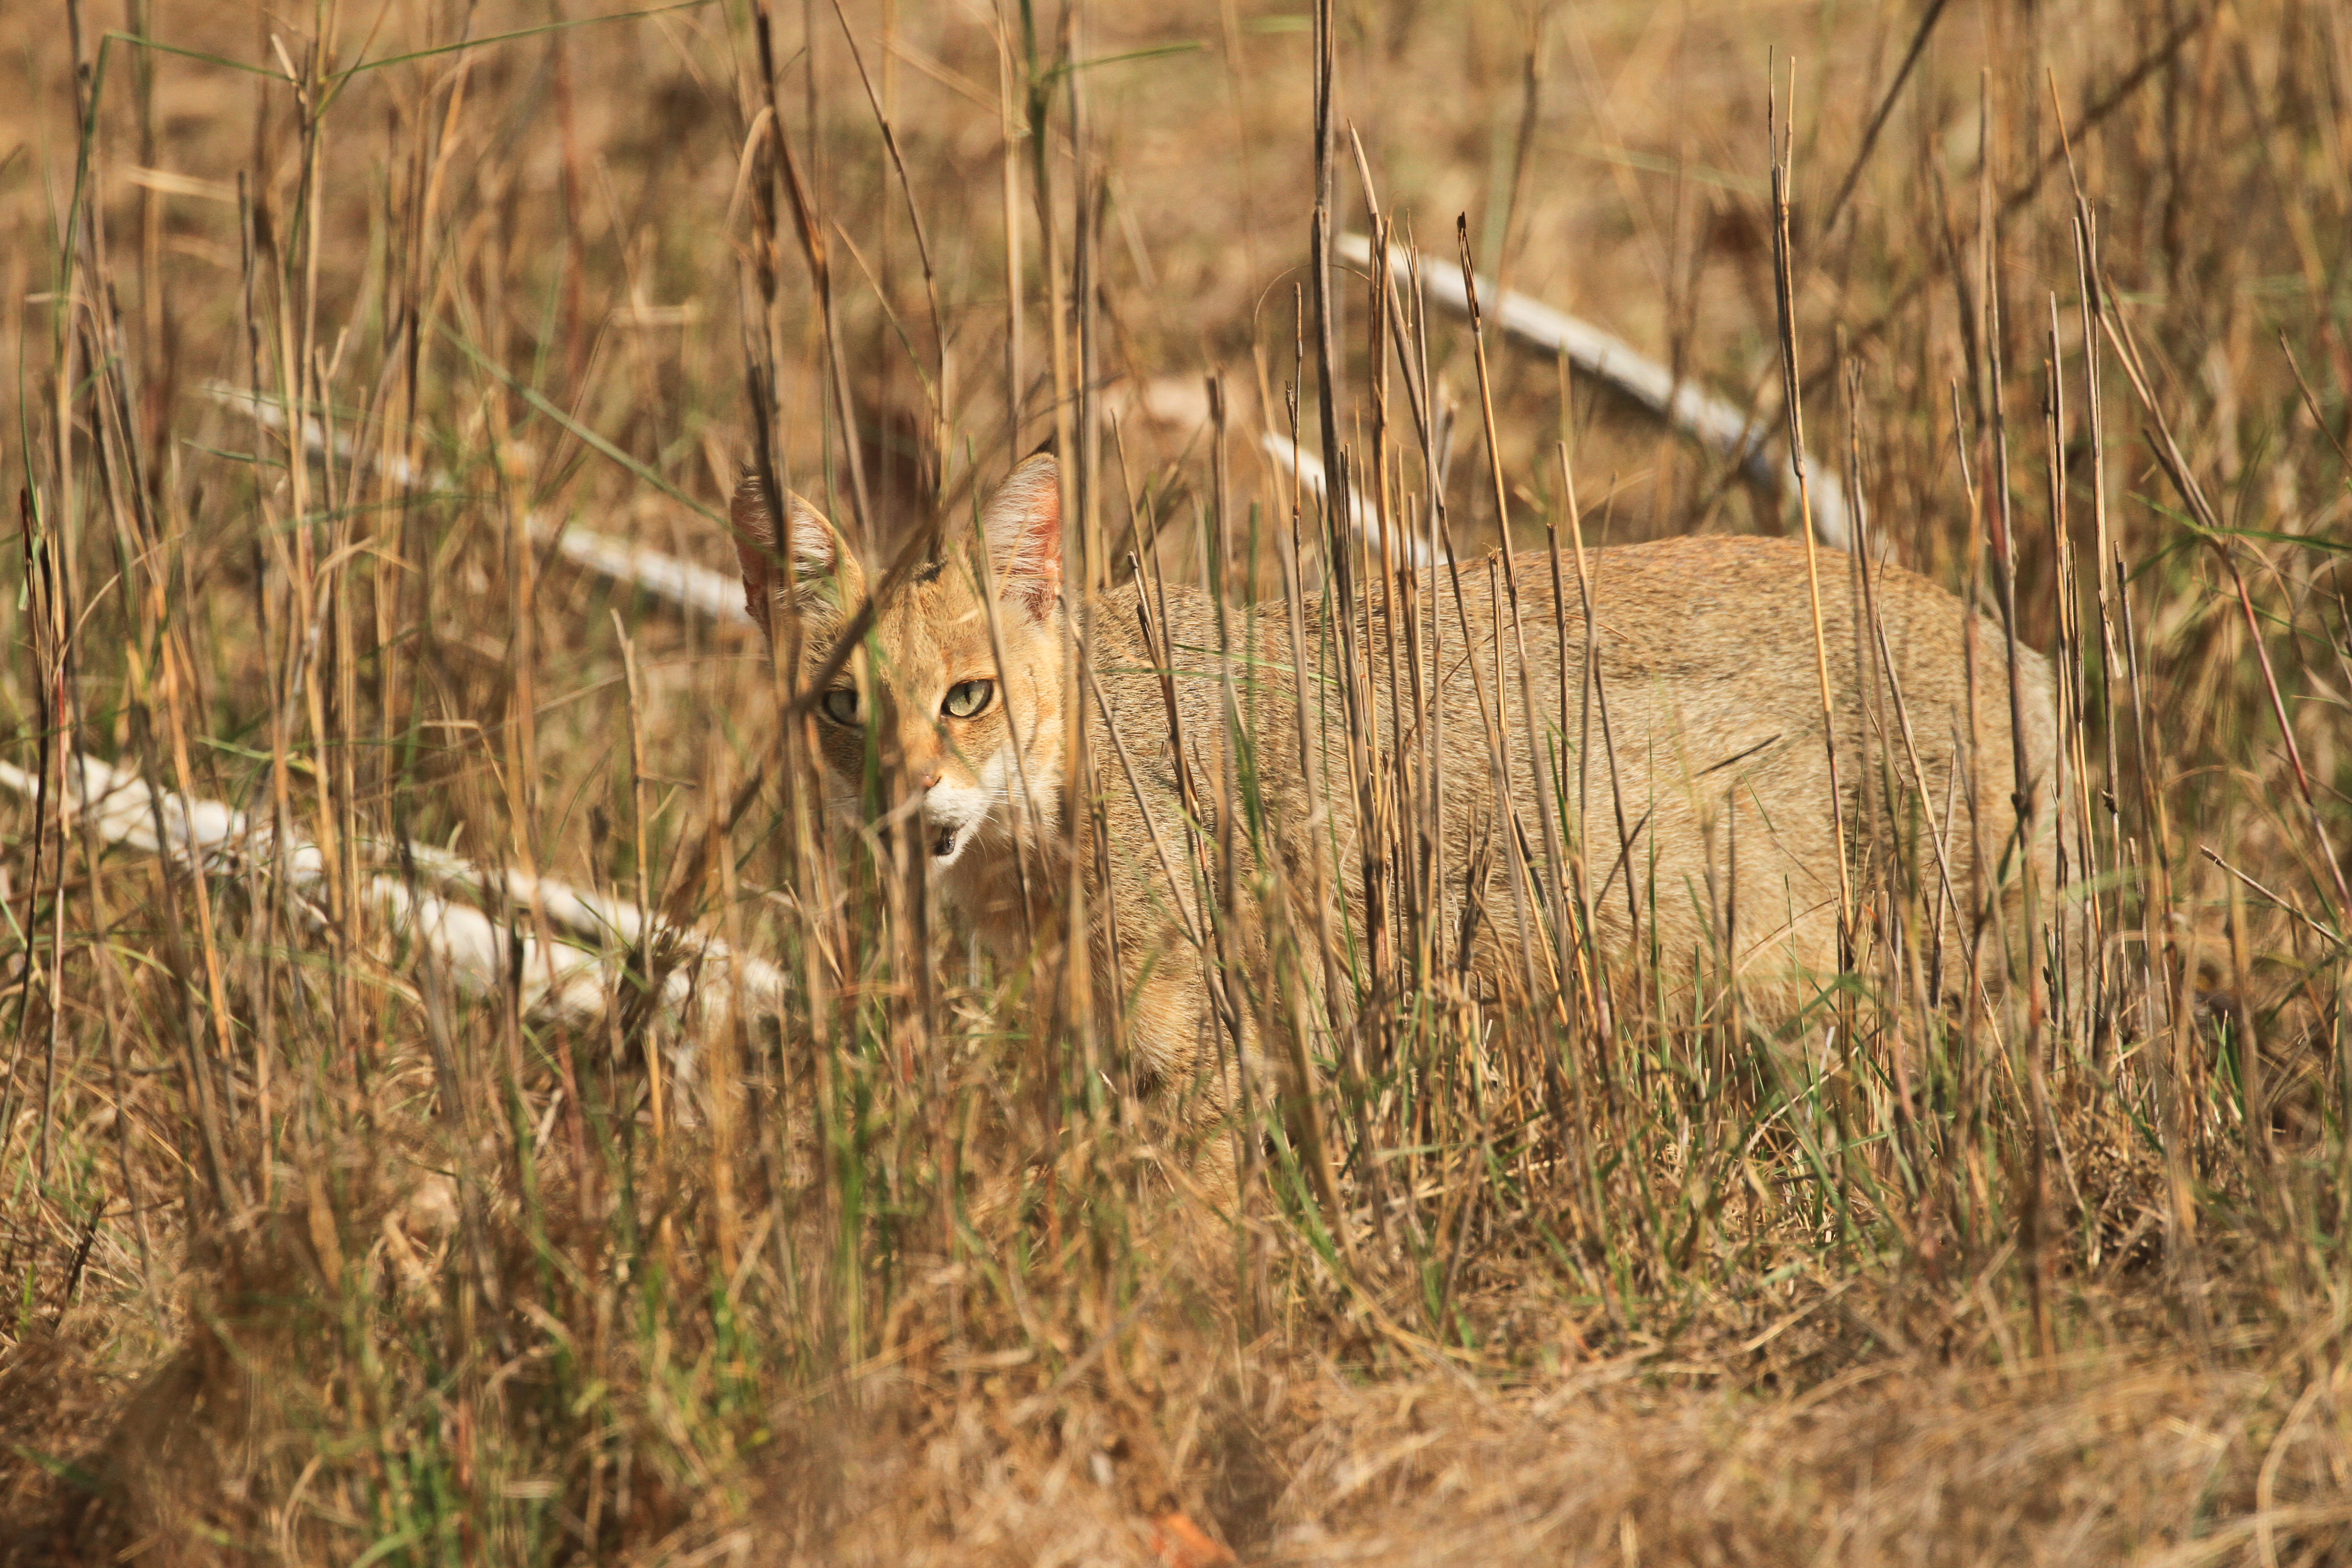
[3,0,2350,1563]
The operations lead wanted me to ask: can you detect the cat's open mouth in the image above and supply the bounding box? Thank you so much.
[932,826,958,859]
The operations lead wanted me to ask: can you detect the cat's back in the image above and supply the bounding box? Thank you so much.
[1564,533,2056,760]
[1388,533,2043,742]
[1436,533,1983,671]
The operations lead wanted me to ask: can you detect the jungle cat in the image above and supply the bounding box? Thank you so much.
[732,452,2061,1165]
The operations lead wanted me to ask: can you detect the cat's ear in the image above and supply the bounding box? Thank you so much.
[731,471,862,627]
[977,453,1061,621]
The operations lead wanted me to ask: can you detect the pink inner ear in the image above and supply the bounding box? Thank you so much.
[988,458,1063,620]
[730,477,852,629]
[1006,508,1061,618]
[730,477,780,627]
[785,499,839,576]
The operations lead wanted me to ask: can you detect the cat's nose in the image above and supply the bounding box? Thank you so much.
[916,763,942,791]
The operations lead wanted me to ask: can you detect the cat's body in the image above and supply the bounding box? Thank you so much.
[735,455,2061,1154]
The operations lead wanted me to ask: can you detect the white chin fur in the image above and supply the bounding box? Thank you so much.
[924,745,1058,871]
[924,783,991,869]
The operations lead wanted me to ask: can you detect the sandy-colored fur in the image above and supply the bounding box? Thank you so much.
[735,455,2061,1158]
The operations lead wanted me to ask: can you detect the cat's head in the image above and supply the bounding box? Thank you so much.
[730,452,1067,869]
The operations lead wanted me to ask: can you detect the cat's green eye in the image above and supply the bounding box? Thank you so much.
[819,687,861,726]
[942,679,994,720]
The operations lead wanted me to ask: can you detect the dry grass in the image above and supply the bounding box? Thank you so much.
[3,0,2350,1563]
